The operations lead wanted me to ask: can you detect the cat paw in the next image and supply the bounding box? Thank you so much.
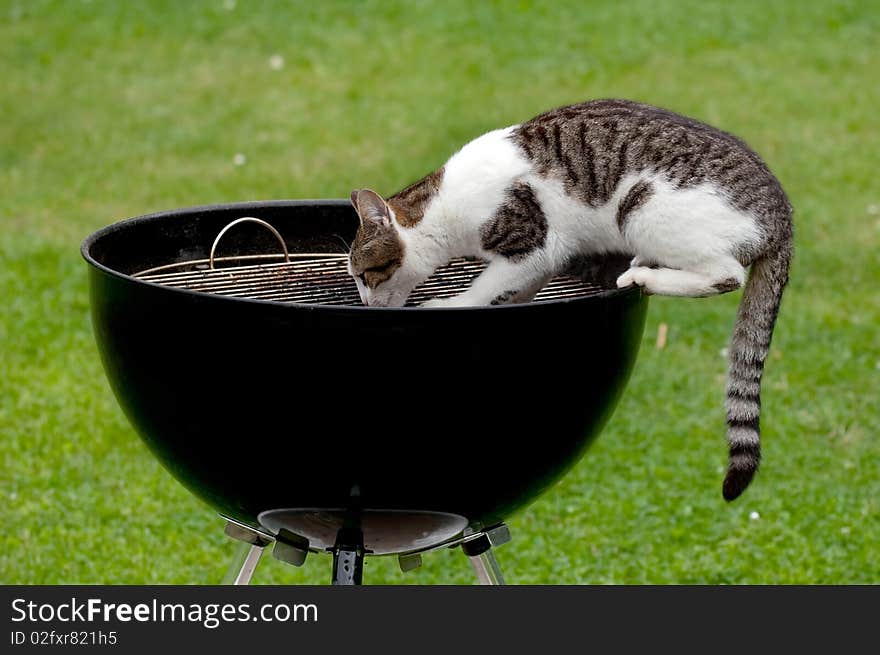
[616,266,654,290]
[420,297,456,308]
[421,294,479,308]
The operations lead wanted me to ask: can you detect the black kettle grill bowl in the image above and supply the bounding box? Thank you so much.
[82,200,647,555]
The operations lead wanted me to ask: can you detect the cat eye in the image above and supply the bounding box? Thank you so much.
[354,264,390,282]
[366,261,395,274]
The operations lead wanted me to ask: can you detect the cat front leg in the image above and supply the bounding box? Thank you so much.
[421,259,552,307]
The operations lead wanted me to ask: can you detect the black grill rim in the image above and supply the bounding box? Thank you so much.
[81,199,643,312]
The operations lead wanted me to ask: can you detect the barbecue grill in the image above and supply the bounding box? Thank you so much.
[81,199,648,584]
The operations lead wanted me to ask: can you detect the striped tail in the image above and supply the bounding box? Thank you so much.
[723,227,792,501]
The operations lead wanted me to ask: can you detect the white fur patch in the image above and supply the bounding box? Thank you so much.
[619,173,762,272]
[420,126,533,256]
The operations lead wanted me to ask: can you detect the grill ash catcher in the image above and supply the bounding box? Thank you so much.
[81,200,648,585]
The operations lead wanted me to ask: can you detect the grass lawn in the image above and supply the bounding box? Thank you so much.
[1,0,878,584]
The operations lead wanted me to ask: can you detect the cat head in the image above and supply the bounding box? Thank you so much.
[347,189,427,307]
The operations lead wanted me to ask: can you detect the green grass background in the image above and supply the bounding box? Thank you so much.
[1,0,878,584]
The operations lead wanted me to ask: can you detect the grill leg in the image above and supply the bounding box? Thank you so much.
[222,520,272,585]
[461,527,509,585]
[224,541,265,585]
[468,549,505,585]
[331,527,365,585]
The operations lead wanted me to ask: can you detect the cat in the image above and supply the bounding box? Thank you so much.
[346,99,792,501]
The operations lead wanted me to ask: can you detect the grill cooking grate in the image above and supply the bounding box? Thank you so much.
[134,254,607,306]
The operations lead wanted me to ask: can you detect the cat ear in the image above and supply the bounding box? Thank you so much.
[351,189,392,227]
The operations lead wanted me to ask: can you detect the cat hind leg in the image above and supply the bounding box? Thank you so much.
[616,262,745,297]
